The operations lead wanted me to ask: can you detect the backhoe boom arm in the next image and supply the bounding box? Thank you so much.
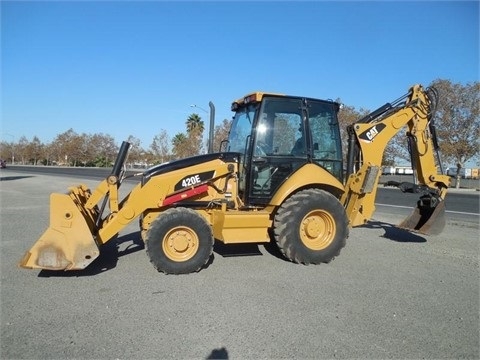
[341,84,450,233]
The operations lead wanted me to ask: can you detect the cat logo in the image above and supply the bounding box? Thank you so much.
[366,126,378,140]
[359,123,386,143]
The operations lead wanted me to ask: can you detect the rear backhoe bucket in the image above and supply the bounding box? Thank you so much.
[19,192,100,270]
[398,196,446,235]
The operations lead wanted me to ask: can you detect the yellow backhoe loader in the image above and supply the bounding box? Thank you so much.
[20,84,450,274]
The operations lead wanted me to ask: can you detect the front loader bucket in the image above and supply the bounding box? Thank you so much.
[19,192,100,270]
[398,197,446,235]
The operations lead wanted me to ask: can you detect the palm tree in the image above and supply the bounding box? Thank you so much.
[186,113,205,135]
[172,133,189,159]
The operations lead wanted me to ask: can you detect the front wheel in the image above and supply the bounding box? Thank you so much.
[273,188,349,264]
[145,208,214,274]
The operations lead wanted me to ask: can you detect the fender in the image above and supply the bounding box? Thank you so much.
[269,163,345,206]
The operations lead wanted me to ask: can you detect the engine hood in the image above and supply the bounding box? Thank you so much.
[142,152,240,184]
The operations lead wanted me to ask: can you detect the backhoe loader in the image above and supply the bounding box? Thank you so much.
[20,84,450,274]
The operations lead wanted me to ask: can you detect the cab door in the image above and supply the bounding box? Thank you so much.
[248,97,308,205]
[307,100,343,182]
[226,104,257,201]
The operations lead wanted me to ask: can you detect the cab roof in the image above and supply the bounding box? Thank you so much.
[231,91,338,111]
[231,92,285,109]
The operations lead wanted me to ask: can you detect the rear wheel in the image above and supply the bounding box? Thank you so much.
[145,208,214,274]
[273,188,348,264]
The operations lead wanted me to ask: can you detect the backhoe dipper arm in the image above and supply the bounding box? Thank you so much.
[341,84,450,233]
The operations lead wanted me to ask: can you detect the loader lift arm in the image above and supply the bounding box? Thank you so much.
[18,141,134,270]
[340,84,450,234]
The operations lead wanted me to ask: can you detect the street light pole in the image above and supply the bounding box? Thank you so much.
[190,104,208,114]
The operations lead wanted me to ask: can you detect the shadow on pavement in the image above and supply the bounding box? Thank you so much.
[206,347,229,359]
[362,220,427,243]
[0,176,35,181]
[213,241,263,258]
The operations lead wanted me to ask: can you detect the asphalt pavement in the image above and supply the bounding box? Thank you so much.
[1,171,478,359]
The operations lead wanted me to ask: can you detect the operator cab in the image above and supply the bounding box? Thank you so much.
[227,92,343,205]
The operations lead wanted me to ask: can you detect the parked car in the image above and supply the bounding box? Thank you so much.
[0,159,6,169]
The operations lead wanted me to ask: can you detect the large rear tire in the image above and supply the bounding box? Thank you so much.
[273,188,349,264]
[145,208,214,274]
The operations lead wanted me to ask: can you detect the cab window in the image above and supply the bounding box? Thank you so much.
[308,101,343,181]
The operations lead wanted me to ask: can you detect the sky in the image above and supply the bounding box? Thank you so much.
[1,1,479,149]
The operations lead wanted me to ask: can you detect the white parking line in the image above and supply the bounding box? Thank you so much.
[375,203,480,216]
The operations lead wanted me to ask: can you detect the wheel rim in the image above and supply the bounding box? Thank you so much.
[162,226,198,262]
[299,210,336,250]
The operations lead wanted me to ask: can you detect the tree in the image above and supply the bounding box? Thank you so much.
[186,113,205,155]
[26,136,43,165]
[88,133,118,167]
[126,135,145,167]
[51,129,80,165]
[186,113,205,134]
[430,79,480,188]
[170,114,206,159]
[212,118,232,152]
[336,102,370,163]
[0,140,15,164]
[73,133,91,166]
[150,129,171,164]
[16,136,30,165]
[172,133,189,159]
[42,142,56,166]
